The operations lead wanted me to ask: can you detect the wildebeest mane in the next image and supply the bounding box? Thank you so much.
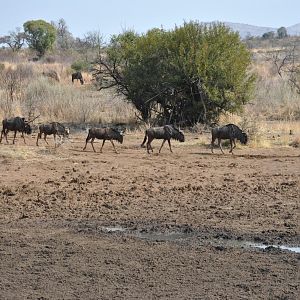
[225,124,247,144]
[169,125,184,142]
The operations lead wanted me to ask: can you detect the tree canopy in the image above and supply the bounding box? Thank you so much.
[23,20,56,57]
[51,18,74,50]
[262,31,275,39]
[0,27,26,52]
[277,27,288,39]
[93,22,255,125]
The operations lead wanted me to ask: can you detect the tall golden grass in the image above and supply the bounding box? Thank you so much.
[0,61,137,124]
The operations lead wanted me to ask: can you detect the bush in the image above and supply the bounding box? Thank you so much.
[23,20,56,57]
[94,22,255,126]
[71,60,90,72]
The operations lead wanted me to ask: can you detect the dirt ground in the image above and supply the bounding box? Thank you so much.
[0,131,299,299]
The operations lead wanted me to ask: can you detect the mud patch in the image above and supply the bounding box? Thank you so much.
[81,223,300,254]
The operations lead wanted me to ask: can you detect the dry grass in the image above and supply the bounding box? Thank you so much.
[289,137,300,148]
[0,146,37,160]
[0,61,137,124]
[1,52,300,152]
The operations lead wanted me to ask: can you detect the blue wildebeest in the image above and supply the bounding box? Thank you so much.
[0,116,32,144]
[211,124,248,154]
[83,127,124,153]
[72,72,84,85]
[36,122,69,147]
[141,125,185,154]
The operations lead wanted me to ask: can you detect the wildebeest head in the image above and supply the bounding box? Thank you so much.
[64,127,70,137]
[112,128,124,144]
[239,131,248,144]
[24,122,32,135]
[171,126,185,142]
[118,134,124,144]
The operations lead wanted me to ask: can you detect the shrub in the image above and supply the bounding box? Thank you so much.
[23,20,56,57]
[94,22,255,125]
[71,60,90,72]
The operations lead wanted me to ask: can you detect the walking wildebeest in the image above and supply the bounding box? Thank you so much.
[83,127,124,153]
[141,125,185,154]
[36,122,70,147]
[0,117,32,144]
[211,124,248,154]
[72,72,84,85]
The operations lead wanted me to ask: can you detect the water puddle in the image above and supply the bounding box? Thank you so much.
[247,243,300,253]
[101,226,127,233]
[99,226,299,253]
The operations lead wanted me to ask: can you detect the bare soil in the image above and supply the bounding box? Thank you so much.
[0,132,299,299]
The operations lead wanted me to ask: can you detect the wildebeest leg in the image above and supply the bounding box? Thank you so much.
[5,129,9,144]
[0,129,8,144]
[146,137,153,154]
[232,139,236,151]
[167,139,173,153]
[100,139,106,153]
[36,132,41,146]
[21,132,26,144]
[91,138,97,152]
[83,135,91,151]
[146,142,153,154]
[211,137,216,153]
[229,139,236,154]
[110,140,118,154]
[229,139,233,153]
[44,134,49,145]
[0,129,4,144]
[149,141,154,152]
[159,139,166,153]
[13,130,17,144]
[54,134,57,148]
[218,138,224,154]
[141,133,147,148]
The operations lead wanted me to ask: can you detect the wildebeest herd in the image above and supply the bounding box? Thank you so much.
[0,116,248,154]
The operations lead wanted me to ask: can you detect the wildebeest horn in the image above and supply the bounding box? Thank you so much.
[27,115,40,124]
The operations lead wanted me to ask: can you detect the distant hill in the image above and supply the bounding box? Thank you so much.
[286,23,300,36]
[207,21,300,38]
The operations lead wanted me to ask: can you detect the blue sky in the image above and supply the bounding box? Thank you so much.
[1,0,299,39]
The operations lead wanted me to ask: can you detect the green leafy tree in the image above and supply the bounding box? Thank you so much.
[277,27,288,39]
[94,22,255,125]
[23,20,56,57]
